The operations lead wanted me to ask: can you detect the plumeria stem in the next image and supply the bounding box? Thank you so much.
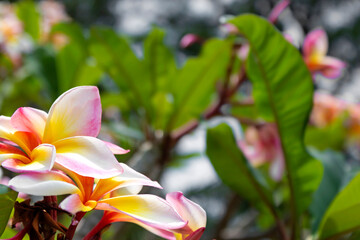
[65,212,86,240]
[8,224,30,240]
[83,214,111,240]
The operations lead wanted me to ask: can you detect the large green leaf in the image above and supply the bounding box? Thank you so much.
[52,23,90,93]
[0,185,18,237]
[229,14,322,219]
[89,27,152,120]
[16,0,40,40]
[318,173,360,239]
[143,28,177,129]
[206,123,273,212]
[308,149,346,232]
[166,39,232,131]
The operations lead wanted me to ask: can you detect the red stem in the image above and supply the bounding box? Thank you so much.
[7,224,31,240]
[83,214,111,240]
[65,211,86,240]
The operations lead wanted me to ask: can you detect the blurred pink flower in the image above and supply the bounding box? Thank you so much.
[0,3,32,68]
[180,34,204,48]
[238,124,284,181]
[310,92,346,127]
[303,29,346,79]
[268,0,290,24]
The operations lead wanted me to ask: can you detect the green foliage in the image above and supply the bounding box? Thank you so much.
[318,173,360,239]
[229,14,323,219]
[16,0,40,40]
[52,23,101,93]
[0,185,18,237]
[166,39,232,131]
[206,123,273,213]
[308,149,346,232]
[305,116,347,150]
[90,27,232,132]
[90,27,153,119]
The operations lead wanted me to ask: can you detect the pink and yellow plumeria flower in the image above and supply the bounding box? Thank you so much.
[85,191,206,240]
[0,86,127,178]
[238,124,284,181]
[303,29,346,79]
[9,163,186,232]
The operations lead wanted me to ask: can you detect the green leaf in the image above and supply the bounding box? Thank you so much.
[0,185,18,237]
[56,42,86,92]
[166,39,232,131]
[51,23,87,51]
[89,27,152,120]
[143,28,176,93]
[308,148,346,232]
[318,173,360,239]
[16,0,40,40]
[229,14,323,220]
[305,115,347,150]
[53,23,88,92]
[143,28,177,129]
[206,123,273,212]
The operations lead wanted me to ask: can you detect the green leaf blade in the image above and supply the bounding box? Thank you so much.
[0,185,18,237]
[229,14,323,219]
[206,123,272,210]
[318,173,360,239]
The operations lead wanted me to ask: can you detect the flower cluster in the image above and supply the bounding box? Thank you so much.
[310,92,360,140]
[0,1,69,68]
[0,86,206,240]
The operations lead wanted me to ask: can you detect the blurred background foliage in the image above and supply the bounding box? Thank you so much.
[1,0,360,239]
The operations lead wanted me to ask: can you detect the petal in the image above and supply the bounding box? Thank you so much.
[54,136,123,179]
[0,142,29,164]
[2,144,56,173]
[166,192,206,231]
[97,195,186,230]
[318,56,346,79]
[0,116,15,139]
[11,131,41,154]
[11,107,48,140]
[92,163,161,200]
[269,155,285,182]
[103,211,176,240]
[103,141,130,155]
[303,29,328,59]
[8,171,79,196]
[43,86,102,143]
[184,227,205,240]
[268,0,290,23]
[60,194,97,215]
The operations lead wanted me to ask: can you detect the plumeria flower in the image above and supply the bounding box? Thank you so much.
[310,92,346,128]
[303,29,346,79]
[0,3,32,67]
[84,191,206,240]
[165,192,206,240]
[238,124,284,181]
[0,86,127,178]
[8,163,187,234]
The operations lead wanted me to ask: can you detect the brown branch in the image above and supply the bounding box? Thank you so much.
[171,65,246,144]
[214,193,242,240]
